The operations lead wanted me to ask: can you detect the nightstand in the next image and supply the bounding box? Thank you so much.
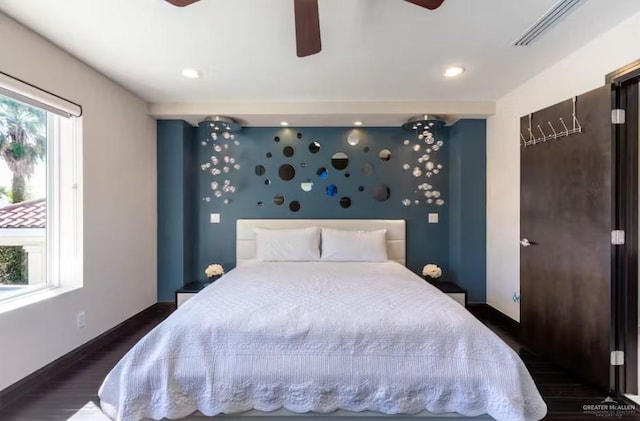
[424,279,467,308]
[175,281,210,308]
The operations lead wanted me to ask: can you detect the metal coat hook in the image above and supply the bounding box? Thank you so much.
[537,125,546,141]
[548,121,557,139]
[522,96,583,148]
[527,114,535,145]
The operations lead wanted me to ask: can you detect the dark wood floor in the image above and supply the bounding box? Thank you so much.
[1,306,639,420]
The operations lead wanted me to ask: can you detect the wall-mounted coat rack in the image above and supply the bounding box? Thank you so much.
[521,96,582,147]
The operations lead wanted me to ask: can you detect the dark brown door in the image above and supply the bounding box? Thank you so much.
[520,85,613,391]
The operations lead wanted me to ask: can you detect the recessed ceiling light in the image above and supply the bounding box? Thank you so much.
[181,68,202,79]
[280,121,289,126]
[353,121,363,126]
[443,66,465,78]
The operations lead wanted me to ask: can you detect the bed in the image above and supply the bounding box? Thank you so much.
[99,219,546,421]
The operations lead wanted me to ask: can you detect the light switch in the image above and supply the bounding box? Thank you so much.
[428,213,439,224]
[210,213,220,224]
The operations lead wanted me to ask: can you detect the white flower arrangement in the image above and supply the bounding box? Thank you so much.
[422,264,442,279]
[205,264,224,278]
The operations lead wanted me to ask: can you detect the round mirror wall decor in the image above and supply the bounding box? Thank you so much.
[331,152,349,170]
[378,149,392,161]
[301,162,308,168]
[289,201,301,212]
[326,184,338,197]
[283,146,294,157]
[257,201,264,207]
[317,167,329,180]
[278,164,296,181]
[273,194,285,205]
[255,165,266,176]
[266,152,272,158]
[340,197,352,208]
[301,179,314,192]
[372,184,391,202]
[309,142,321,154]
[297,132,303,139]
[274,136,280,142]
[264,179,271,185]
[358,186,365,192]
[347,132,360,146]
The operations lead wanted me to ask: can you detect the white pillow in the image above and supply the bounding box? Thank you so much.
[321,228,388,262]
[254,227,320,261]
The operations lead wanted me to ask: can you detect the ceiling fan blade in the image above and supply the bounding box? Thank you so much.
[404,0,445,10]
[294,0,321,57]
[165,0,200,7]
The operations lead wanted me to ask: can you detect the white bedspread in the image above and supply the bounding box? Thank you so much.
[99,262,547,421]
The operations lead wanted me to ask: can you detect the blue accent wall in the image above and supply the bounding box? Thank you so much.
[195,126,449,279]
[448,120,487,302]
[157,120,197,302]
[157,120,486,303]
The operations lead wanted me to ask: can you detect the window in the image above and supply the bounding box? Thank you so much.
[0,73,82,303]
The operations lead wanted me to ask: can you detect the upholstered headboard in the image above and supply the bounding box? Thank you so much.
[236,219,406,266]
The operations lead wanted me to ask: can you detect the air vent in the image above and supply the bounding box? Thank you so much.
[513,0,585,46]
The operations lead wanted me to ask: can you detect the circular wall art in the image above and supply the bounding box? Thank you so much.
[372,184,391,202]
[301,179,314,192]
[326,184,338,197]
[358,186,365,192]
[283,146,294,157]
[255,165,266,176]
[297,132,303,139]
[273,194,285,205]
[278,164,296,181]
[266,152,272,158]
[309,142,321,154]
[331,152,349,170]
[347,132,360,146]
[378,149,392,161]
[340,197,352,208]
[289,201,301,212]
[274,136,280,142]
[317,167,329,180]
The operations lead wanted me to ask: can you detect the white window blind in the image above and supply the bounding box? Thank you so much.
[0,71,82,118]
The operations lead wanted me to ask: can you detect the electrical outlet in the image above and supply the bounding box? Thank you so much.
[210,213,220,224]
[76,311,86,329]
[428,213,439,224]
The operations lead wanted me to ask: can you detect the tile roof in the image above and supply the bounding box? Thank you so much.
[0,198,46,229]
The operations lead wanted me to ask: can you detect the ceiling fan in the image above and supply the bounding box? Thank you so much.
[165,0,445,57]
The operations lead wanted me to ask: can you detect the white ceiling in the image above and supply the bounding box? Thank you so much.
[1,0,639,126]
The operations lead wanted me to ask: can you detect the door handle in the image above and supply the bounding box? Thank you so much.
[520,238,532,247]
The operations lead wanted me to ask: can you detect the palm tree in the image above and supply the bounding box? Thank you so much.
[0,96,46,284]
[0,97,46,203]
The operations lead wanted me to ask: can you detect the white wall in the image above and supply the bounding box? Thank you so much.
[0,13,157,391]
[487,11,640,321]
